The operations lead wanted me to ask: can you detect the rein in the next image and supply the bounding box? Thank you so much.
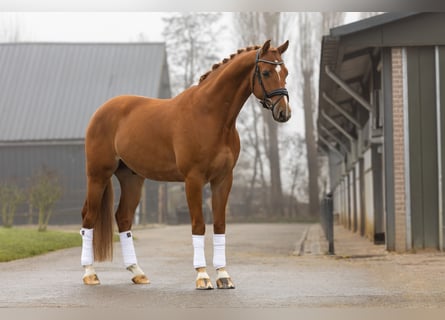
[252,49,289,112]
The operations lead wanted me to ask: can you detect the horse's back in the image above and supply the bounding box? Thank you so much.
[87,95,169,137]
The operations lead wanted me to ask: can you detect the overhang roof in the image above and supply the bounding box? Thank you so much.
[318,12,445,152]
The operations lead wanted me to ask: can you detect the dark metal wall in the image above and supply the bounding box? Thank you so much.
[439,46,445,251]
[407,46,439,249]
[0,143,160,225]
[382,47,396,251]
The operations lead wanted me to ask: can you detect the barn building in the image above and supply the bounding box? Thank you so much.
[318,12,445,252]
[0,42,171,225]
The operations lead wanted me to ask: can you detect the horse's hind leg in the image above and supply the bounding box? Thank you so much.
[80,200,99,285]
[80,174,114,285]
[114,164,149,284]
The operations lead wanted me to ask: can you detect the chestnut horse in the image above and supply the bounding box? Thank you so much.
[80,40,291,289]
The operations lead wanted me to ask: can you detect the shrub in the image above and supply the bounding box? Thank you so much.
[29,168,62,232]
[0,182,25,228]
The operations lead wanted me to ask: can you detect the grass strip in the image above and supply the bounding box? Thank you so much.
[0,227,81,262]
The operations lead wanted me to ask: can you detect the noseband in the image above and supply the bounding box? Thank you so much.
[252,49,289,112]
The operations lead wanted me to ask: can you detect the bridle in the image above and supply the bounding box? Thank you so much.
[251,49,289,112]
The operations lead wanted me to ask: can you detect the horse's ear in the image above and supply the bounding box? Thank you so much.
[260,40,271,56]
[278,40,289,54]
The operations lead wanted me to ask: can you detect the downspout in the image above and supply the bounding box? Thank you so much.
[435,46,444,251]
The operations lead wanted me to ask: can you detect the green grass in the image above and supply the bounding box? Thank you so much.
[0,227,81,262]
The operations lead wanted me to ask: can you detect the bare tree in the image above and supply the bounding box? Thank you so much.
[237,100,268,215]
[231,13,269,215]
[300,13,320,218]
[162,13,222,95]
[0,181,25,228]
[29,167,62,232]
[261,13,286,217]
[281,133,306,218]
[232,12,292,217]
[296,12,346,218]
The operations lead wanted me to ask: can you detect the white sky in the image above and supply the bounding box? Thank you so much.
[3,12,167,43]
[9,12,360,43]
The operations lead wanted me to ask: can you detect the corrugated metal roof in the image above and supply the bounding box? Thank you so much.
[0,42,170,142]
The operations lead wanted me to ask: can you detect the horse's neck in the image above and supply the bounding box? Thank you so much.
[196,53,254,128]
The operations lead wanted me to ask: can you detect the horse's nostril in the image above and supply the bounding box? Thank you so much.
[277,110,291,122]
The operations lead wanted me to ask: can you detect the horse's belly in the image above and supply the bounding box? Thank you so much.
[114,125,184,181]
[120,154,184,182]
[140,167,185,182]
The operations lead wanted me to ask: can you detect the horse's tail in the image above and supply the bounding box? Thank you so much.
[93,179,114,262]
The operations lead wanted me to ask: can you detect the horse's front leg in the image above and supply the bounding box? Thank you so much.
[185,174,213,290]
[211,173,235,289]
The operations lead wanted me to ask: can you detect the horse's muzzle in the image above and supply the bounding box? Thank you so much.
[275,109,291,123]
[272,97,291,123]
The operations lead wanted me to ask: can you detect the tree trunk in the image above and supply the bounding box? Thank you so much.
[43,209,53,231]
[244,102,260,215]
[158,183,167,224]
[38,208,46,232]
[233,12,288,217]
[263,12,285,217]
[265,117,284,216]
[302,70,320,217]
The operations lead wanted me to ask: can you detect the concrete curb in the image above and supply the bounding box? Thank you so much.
[293,224,326,256]
[292,226,309,256]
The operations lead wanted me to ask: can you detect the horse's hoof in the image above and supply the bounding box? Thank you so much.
[195,267,213,290]
[216,277,235,289]
[216,267,235,289]
[126,264,149,284]
[131,274,150,285]
[83,274,100,285]
[196,277,214,290]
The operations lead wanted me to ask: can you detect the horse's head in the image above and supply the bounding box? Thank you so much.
[251,40,291,123]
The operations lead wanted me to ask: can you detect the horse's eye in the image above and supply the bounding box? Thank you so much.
[262,70,270,77]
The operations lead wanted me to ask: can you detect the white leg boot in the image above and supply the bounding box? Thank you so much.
[119,231,149,284]
[80,228,100,285]
[213,234,235,289]
[193,235,213,289]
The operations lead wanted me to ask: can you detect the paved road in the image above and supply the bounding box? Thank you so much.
[1,223,445,308]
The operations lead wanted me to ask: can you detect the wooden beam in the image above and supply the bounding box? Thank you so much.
[322,92,362,129]
[325,65,373,112]
[321,110,355,142]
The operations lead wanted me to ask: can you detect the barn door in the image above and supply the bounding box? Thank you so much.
[407,46,439,249]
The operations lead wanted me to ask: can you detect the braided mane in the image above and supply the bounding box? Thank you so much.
[199,45,261,84]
